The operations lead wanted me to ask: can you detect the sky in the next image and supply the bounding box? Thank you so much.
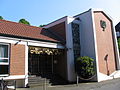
[0,0,120,26]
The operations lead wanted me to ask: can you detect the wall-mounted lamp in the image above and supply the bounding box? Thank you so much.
[54,60,58,64]
[14,40,21,45]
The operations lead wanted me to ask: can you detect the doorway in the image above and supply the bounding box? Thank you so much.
[28,46,68,85]
[28,53,54,77]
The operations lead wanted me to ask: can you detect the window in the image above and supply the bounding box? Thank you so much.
[0,43,9,75]
[71,22,80,60]
[0,65,8,74]
[0,44,9,64]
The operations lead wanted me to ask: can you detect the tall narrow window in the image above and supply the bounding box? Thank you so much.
[72,23,80,60]
[0,44,9,75]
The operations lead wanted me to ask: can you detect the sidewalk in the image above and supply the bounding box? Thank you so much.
[17,78,120,90]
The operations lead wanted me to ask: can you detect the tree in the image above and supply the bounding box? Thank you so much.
[39,24,46,27]
[0,16,3,20]
[19,19,30,25]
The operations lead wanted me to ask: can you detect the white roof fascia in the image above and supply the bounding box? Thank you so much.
[43,16,68,28]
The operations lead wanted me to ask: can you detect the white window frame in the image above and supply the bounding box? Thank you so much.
[0,43,9,76]
[0,43,9,65]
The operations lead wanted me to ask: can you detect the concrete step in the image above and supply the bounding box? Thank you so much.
[28,83,50,87]
[28,76,50,87]
[28,78,47,82]
[29,80,49,84]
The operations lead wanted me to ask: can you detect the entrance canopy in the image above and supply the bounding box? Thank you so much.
[29,46,62,55]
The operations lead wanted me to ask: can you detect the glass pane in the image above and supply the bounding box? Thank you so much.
[0,65,8,74]
[0,59,8,63]
[0,45,8,58]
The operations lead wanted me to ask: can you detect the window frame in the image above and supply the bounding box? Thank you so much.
[0,43,10,76]
[0,43,9,65]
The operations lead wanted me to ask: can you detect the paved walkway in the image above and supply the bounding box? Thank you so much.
[17,78,120,90]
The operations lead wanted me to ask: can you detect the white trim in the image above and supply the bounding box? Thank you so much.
[0,36,64,49]
[65,18,69,81]
[7,86,15,89]
[0,74,9,76]
[0,75,25,80]
[0,43,10,75]
[111,21,120,69]
[25,43,28,87]
[92,8,113,21]
[0,58,9,59]
[0,37,26,45]
[0,42,10,45]
[0,43,9,65]
[65,17,76,82]
[28,41,64,49]
[0,63,9,65]
[91,9,100,82]
[43,16,67,28]
[74,8,113,23]
[98,70,120,82]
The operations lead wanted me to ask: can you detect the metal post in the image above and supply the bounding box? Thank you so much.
[52,55,53,74]
[38,55,39,74]
[1,78,4,90]
[30,54,32,75]
[14,80,16,90]
[77,75,79,86]
[43,78,46,90]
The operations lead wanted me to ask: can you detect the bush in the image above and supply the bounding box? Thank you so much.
[76,56,95,79]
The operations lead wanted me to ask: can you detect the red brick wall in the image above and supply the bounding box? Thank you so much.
[48,22,66,40]
[94,12,116,75]
[10,44,25,75]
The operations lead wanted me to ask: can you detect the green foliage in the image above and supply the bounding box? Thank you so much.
[76,56,95,79]
[39,24,46,27]
[0,16,3,20]
[118,38,120,51]
[19,19,30,25]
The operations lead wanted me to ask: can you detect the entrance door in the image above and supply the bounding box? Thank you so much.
[40,55,53,77]
[28,53,53,77]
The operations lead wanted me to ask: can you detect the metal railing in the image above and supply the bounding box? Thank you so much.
[0,78,16,90]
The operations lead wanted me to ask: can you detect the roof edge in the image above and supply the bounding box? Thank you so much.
[0,33,60,44]
[43,16,67,28]
[73,9,91,17]
[91,8,113,21]
[74,8,113,22]
[0,19,43,29]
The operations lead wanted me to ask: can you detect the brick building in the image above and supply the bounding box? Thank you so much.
[0,9,120,87]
